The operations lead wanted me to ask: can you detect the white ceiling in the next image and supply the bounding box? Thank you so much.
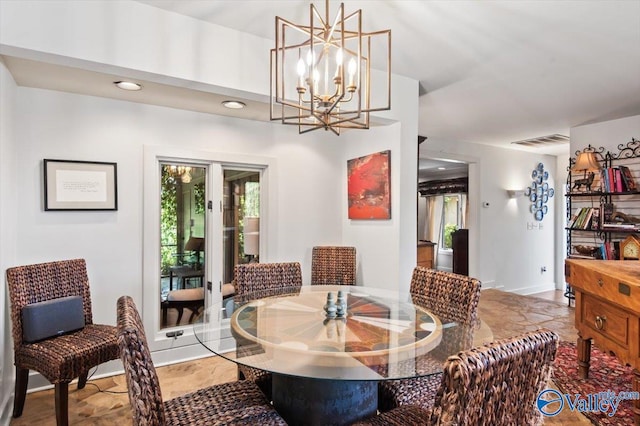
[4,1,640,157]
[135,0,640,156]
[418,157,468,181]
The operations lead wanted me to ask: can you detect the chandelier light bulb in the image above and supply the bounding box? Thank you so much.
[313,68,320,93]
[297,58,306,88]
[348,58,357,87]
[334,49,343,79]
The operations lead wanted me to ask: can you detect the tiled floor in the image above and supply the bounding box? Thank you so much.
[10,288,591,425]
[477,289,590,425]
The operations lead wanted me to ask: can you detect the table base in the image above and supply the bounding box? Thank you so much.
[272,374,377,426]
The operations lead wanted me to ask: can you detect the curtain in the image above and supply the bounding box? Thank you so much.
[418,194,427,241]
[425,195,444,268]
[460,193,468,228]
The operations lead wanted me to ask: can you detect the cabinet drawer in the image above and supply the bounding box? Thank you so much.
[582,295,630,348]
[568,264,640,313]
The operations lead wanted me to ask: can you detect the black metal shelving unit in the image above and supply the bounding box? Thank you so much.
[565,138,640,305]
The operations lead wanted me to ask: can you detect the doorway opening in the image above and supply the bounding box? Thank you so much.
[417,157,470,273]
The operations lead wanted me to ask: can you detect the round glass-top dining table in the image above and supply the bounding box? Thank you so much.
[194,285,476,426]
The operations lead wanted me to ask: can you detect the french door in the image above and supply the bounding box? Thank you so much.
[142,146,268,353]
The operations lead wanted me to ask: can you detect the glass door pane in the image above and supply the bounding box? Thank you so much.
[222,169,260,315]
[160,163,206,329]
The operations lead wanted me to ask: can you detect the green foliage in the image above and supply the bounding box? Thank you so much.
[444,223,458,249]
[244,181,260,217]
[194,182,205,214]
[160,167,178,274]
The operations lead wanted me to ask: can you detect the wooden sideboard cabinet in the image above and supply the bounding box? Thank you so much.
[564,258,640,425]
[417,242,435,269]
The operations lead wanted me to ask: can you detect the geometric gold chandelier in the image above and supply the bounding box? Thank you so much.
[270,0,391,135]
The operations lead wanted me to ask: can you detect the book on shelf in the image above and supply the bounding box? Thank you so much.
[597,242,618,260]
[569,253,596,260]
[619,165,637,191]
[600,241,621,260]
[569,208,582,228]
[600,169,608,192]
[582,208,594,229]
[598,167,638,192]
[600,244,609,260]
[615,168,624,192]
[608,168,616,192]
[569,207,601,230]
[590,207,600,230]
[568,208,581,228]
[602,223,636,229]
[602,203,614,225]
[569,207,588,228]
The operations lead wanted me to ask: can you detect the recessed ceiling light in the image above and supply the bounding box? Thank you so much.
[437,167,446,170]
[222,100,246,109]
[114,81,142,91]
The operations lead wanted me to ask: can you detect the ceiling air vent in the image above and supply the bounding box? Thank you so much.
[511,134,569,148]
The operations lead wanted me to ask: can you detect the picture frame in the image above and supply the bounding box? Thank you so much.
[347,150,391,220]
[44,159,118,211]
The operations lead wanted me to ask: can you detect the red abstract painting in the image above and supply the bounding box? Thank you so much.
[347,150,391,219]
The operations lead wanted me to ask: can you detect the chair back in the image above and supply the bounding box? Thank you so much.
[233,262,302,302]
[117,296,165,425]
[6,259,94,348]
[410,267,482,361]
[430,329,559,426]
[311,246,356,285]
[410,267,481,326]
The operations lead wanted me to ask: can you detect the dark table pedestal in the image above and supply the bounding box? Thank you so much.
[271,374,377,426]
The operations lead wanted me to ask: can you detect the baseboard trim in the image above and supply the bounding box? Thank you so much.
[511,282,557,296]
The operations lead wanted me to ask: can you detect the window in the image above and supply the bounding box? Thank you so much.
[442,194,462,250]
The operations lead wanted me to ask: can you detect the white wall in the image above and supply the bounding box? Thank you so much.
[555,151,570,292]
[11,87,361,316]
[571,115,640,152]
[0,58,18,425]
[422,138,558,294]
[342,73,419,294]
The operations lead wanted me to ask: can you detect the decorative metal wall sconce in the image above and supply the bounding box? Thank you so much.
[506,189,526,198]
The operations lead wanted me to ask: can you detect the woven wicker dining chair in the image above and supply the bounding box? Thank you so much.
[233,262,303,398]
[116,295,287,425]
[6,259,119,426]
[378,267,482,412]
[355,329,559,426]
[311,245,356,285]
